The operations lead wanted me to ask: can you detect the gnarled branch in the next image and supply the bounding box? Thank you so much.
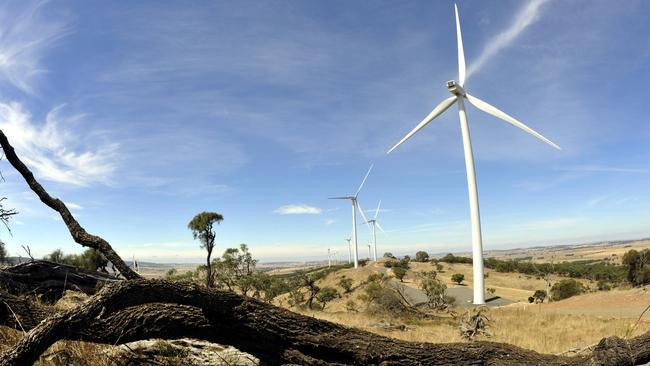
[0,130,140,280]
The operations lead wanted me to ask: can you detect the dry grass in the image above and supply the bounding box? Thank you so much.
[0,326,114,366]
[296,303,650,355]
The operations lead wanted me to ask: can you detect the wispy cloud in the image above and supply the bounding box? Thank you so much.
[65,202,83,210]
[517,216,584,231]
[0,102,118,186]
[467,0,550,78]
[273,204,322,215]
[558,165,650,174]
[325,219,336,225]
[0,0,69,94]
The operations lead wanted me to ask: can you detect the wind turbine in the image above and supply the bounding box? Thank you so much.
[387,4,560,304]
[364,200,387,262]
[345,237,352,264]
[329,164,374,269]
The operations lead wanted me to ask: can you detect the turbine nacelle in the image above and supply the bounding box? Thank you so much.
[446,80,466,97]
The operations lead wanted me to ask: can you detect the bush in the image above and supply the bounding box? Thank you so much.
[358,259,369,267]
[393,267,407,282]
[316,287,338,310]
[338,276,353,293]
[451,273,465,285]
[532,289,547,303]
[551,279,584,301]
[384,260,398,268]
[597,280,611,291]
[383,252,395,259]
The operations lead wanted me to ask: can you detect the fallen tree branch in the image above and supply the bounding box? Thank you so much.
[1,280,649,366]
[0,130,140,280]
[0,260,119,302]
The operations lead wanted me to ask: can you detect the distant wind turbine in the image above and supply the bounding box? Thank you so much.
[364,200,387,262]
[387,4,560,304]
[345,237,352,264]
[329,164,374,269]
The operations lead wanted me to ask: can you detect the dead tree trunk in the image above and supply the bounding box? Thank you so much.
[0,279,649,366]
[0,260,119,302]
[0,130,139,280]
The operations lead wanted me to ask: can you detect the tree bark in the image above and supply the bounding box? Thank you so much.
[1,280,649,366]
[0,130,140,280]
[0,260,119,302]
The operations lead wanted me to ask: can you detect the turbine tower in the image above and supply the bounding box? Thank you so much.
[387,4,560,304]
[364,200,387,261]
[345,237,352,264]
[329,164,373,269]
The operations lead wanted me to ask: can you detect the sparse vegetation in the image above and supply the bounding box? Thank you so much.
[43,248,108,272]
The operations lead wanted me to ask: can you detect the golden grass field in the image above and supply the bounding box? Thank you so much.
[289,258,650,355]
[3,240,649,364]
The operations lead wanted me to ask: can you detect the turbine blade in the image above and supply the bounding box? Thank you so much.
[355,164,374,197]
[356,202,372,231]
[376,221,387,235]
[455,4,466,86]
[466,93,561,150]
[387,96,457,154]
[328,196,351,200]
[374,199,382,220]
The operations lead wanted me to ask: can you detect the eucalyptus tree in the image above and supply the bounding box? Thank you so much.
[188,211,224,288]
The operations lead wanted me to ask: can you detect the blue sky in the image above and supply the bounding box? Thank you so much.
[0,0,649,263]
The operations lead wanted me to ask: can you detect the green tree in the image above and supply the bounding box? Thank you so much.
[532,289,547,303]
[213,243,258,294]
[44,249,65,264]
[393,266,407,282]
[420,271,449,309]
[338,276,353,293]
[188,211,224,288]
[383,252,395,259]
[415,251,430,262]
[316,287,338,310]
[451,273,465,285]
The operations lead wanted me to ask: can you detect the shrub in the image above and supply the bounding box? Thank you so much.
[338,276,353,293]
[393,267,407,282]
[532,289,547,303]
[551,279,584,301]
[383,252,395,259]
[451,273,465,285]
[316,287,338,310]
[597,280,611,291]
[345,299,358,312]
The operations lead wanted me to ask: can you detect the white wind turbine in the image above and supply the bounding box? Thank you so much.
[387,4,560,304]
[364,200,387,262]
[345,237,352,264]
[329,164,374,269]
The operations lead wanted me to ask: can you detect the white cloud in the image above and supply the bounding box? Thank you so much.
[273,204,322,215]
[65,202,83,210]
[0,102,118,186]
[325,219,336,225]
[467,0,550,79]
[0,1,69,94]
